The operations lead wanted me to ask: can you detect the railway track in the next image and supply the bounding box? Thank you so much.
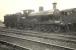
[1,28,76,41]
[0,36,73,50]
[0,28,76,50]
[0,27,76,35]
[0,41,29,50]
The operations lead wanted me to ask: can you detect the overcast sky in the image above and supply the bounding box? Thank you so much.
[0,0,76,21]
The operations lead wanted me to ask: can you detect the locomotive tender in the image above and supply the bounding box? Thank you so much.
[4,3,76,32]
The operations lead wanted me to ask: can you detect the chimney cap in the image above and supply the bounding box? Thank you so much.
[52,2,57,4]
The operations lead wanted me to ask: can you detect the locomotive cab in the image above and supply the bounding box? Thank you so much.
[60,8,76,32]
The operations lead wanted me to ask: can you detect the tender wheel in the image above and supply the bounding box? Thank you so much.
[52,25,61,32]
[38,25,47,32]
[39,25,46,31]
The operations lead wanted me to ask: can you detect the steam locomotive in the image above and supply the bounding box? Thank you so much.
[4,8,76,32]
[4,2,76,33]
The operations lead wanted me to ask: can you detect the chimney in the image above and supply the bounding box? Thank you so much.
[52,2,57,10]
[39,6,44,12]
